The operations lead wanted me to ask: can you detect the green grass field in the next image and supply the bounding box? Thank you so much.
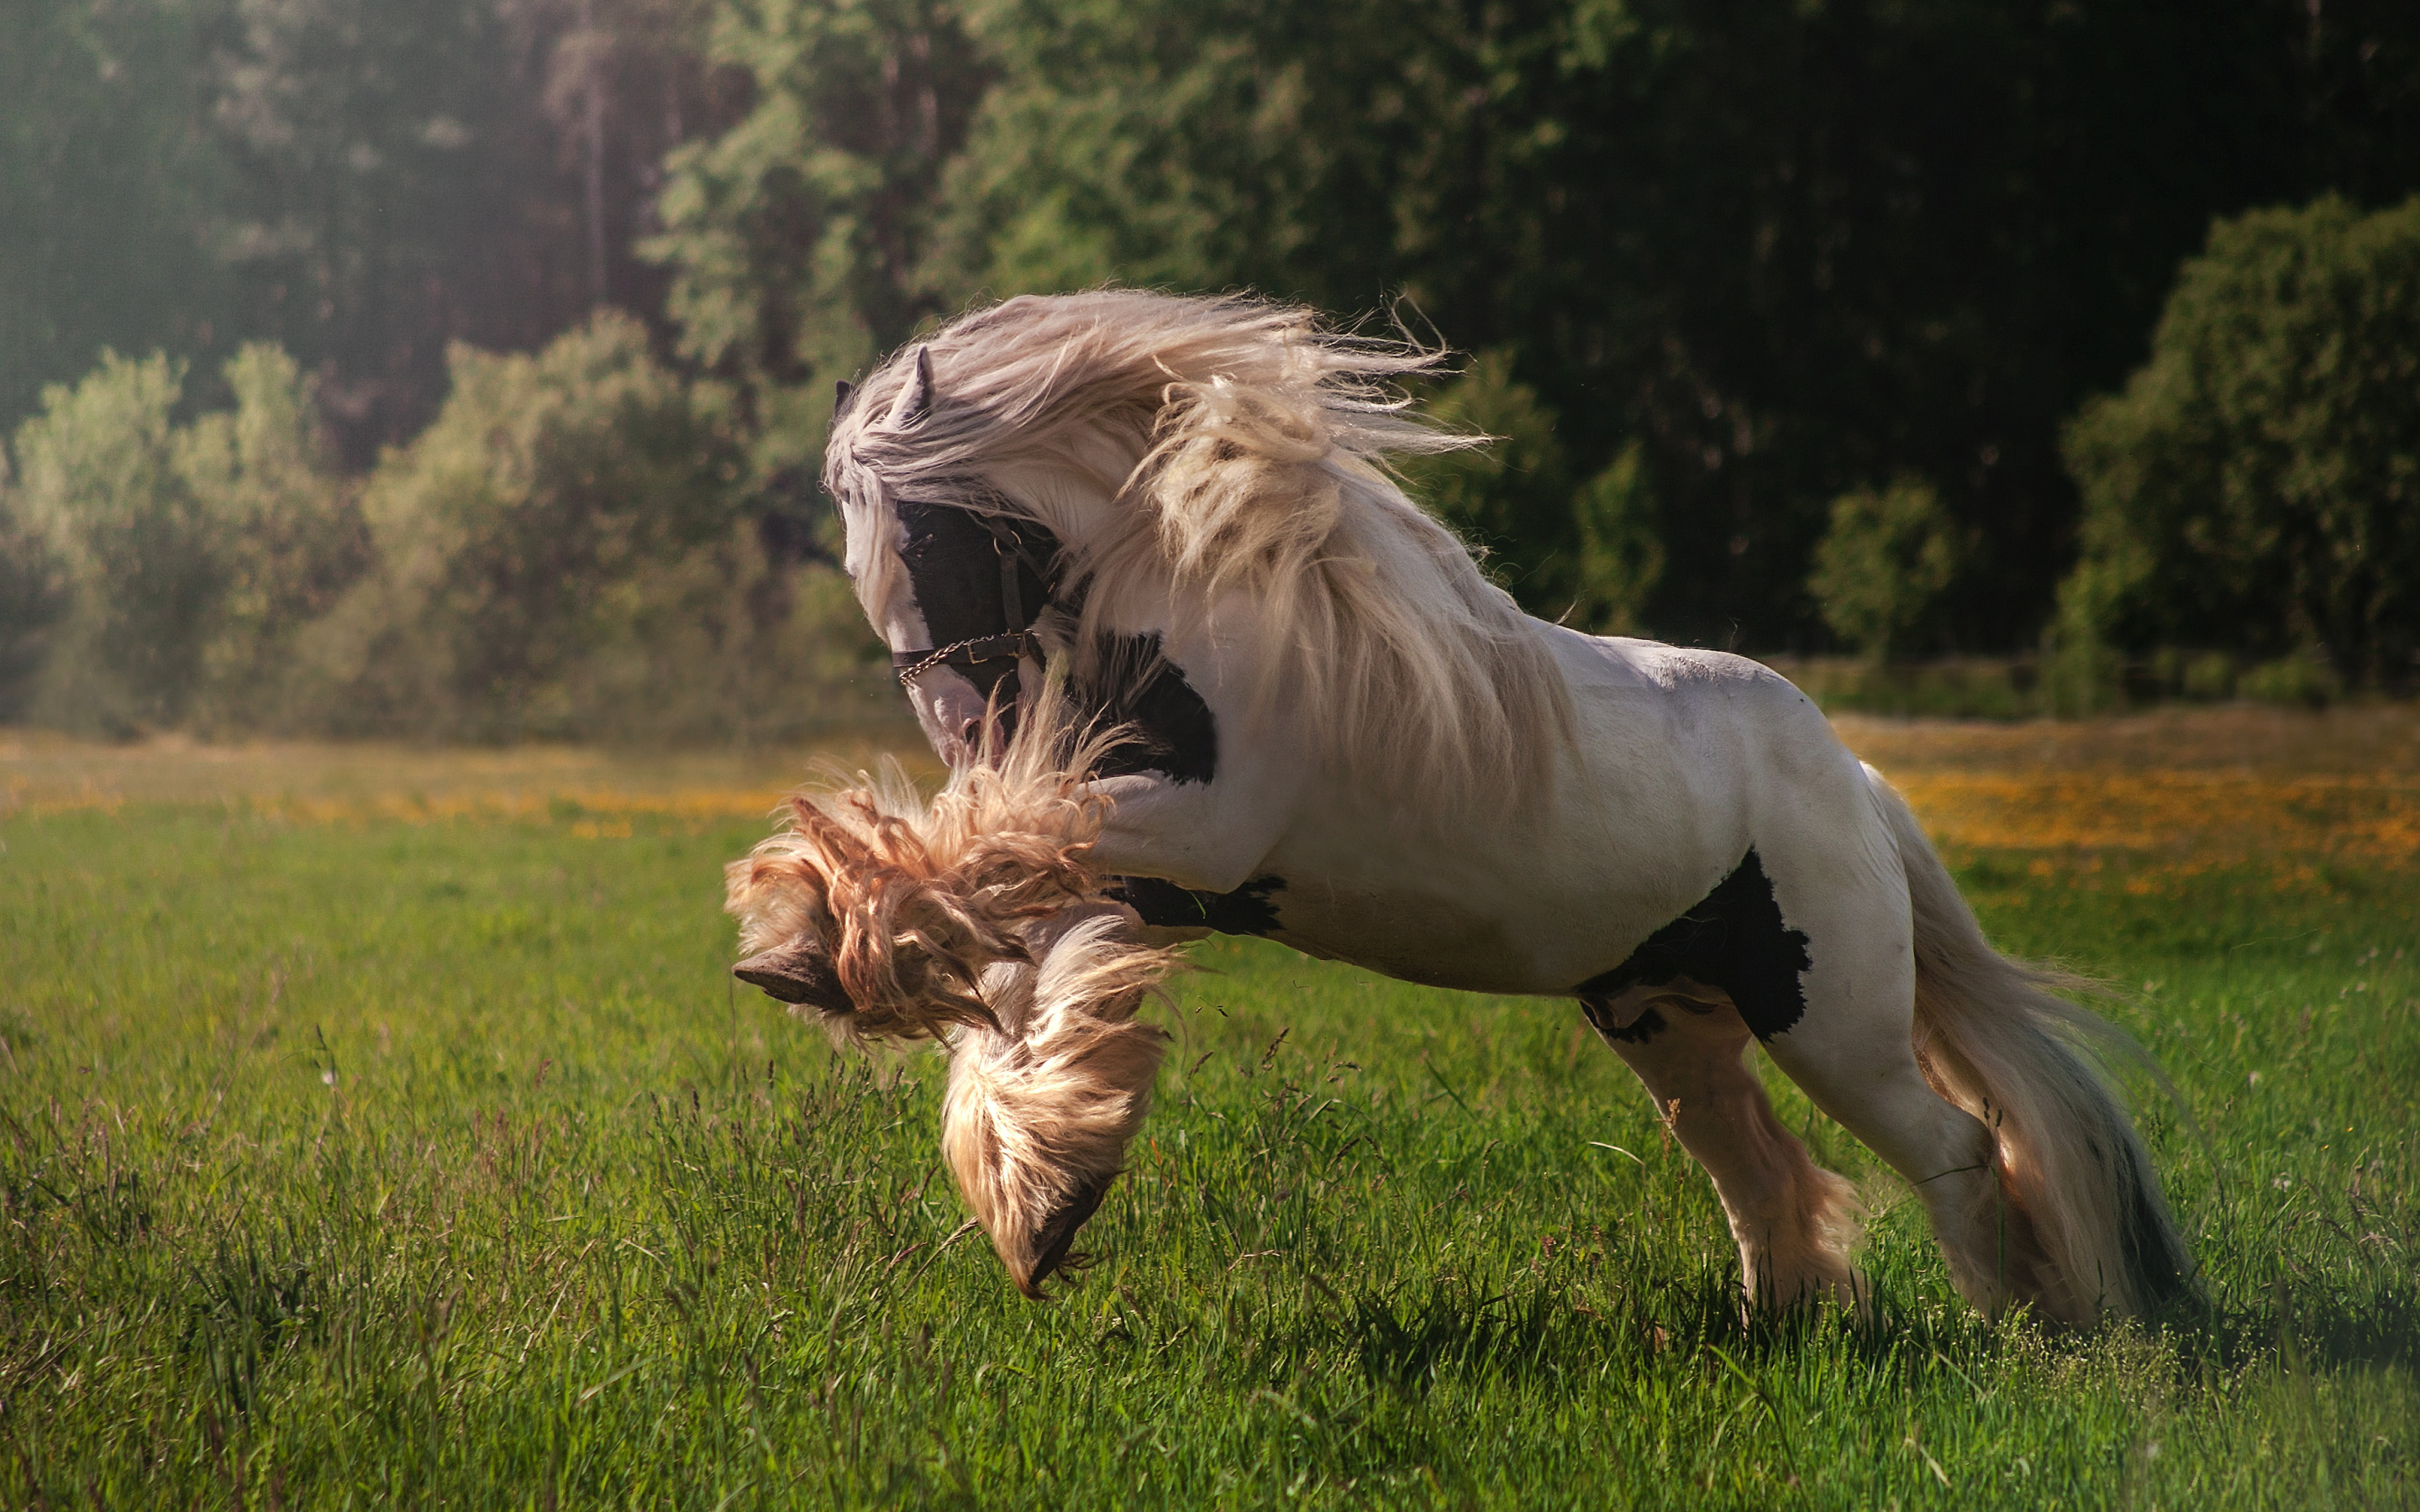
[2,716,2416,1508]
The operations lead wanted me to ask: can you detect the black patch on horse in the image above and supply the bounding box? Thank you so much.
[1574,848,1812,1043]
[894,498,1057,701]
[1072,632,1218,785]
[1109,874,1283,935]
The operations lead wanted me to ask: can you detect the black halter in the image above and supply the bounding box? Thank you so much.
[886,499,1069,708]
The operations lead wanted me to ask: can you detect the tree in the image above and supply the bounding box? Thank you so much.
[1572,442,1664,636]
[7,353,225,731]
[1807,477,1964,661]
[0,458,70,722]
[913,0,2420,651]
[1402,352,1577,608]
[175,345,367,726]
[2,344,369,731]
[305,312,749,736]
[0,0,238,434]
[2060,196,2420,688]
[203,0,598,453]
[646,0,992,478]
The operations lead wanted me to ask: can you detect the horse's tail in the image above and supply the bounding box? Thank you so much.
[1866,764,2196,1320]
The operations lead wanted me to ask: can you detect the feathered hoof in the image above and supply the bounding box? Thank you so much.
[1009,1173,1113,1299]
[732,937,853,1014]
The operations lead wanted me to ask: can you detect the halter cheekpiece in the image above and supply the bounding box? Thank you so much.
[888,502,1068,691]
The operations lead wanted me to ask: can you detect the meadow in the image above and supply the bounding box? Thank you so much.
[1,707,2415,1509]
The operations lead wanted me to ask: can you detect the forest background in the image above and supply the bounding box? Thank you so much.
[3,0,2418,743]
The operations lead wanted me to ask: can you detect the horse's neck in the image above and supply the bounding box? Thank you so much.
[989,456,1134,555]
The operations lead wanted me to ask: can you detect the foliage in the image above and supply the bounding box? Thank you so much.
[2060,196,2420,689]
[0,320,887,744]
[9,0,2420,659]
[174,346,371,728]
[646,0,990,478]
[1,345,362,734]
[7,353,224,732]
[1402,352,1576,603]
[0,457,70,722]
[0,0,236,433]
[296,312,883,743]
[0,731,2414,1503]
[1572,441,1665,636]
[303,313,737,736]
[1808,477,1965,661]
[906,0,2420,649]
[1402,354,1663,633]
[1,0,735,459]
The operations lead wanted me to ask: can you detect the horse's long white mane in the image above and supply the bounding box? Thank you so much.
[823,290,1572,806]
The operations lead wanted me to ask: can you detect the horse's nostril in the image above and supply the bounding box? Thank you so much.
[958,718,981,744]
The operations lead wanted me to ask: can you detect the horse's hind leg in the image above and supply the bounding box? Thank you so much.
[1585,988,1863,1311]
[1749,869,2054,1319]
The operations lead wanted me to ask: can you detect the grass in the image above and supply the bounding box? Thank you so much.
[1,710,2415,1508]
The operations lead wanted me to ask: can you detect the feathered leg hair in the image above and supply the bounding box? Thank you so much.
[723,685,1175,1294]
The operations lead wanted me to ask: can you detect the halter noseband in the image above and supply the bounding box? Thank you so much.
[888,503,1068,695]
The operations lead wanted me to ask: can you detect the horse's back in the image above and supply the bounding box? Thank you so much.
[1548,630,1862,812]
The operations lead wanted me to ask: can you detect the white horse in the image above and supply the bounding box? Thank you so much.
[732,289,2195,1321]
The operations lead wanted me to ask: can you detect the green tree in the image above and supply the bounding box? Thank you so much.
[304,312,750,737]
[1402,352,1577,606]
[0,0,237,434]
[0,457,70,721]
[204,0,584,449]
[1807,476,1964,661]
[926,0,1445,305]
[646,0,991,478]
[175,345,366,726]
[3,344,366,731]
[1572,442,1664,636]
[8,353,223,731]
[2060,196,2420,687]
[907,0,2420,651]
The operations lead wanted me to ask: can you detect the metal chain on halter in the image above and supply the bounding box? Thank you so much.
[889,505,1065,689]
[895,633,1031,688]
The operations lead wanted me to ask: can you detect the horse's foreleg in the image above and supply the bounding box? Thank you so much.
[1585,988,1863,1312]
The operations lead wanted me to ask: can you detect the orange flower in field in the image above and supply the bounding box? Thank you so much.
[3,707,2413,871]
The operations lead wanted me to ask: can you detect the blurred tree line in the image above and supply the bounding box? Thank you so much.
[3,0,2417,738]
[3,0,774,459]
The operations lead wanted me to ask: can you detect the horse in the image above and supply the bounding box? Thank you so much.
[729,288,2196,1322]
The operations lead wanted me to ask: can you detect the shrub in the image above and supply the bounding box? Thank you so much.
[301,312,882,742]
[1570,441,1664,635]
[3,345,365,733]
[2238,651,2344,709]
[7,352,219,732]
[0,457,68,721]
[176,346,366,730]
[1403,350,1574,603]
[1807,475,1964,660]
[2060,195,2420,689]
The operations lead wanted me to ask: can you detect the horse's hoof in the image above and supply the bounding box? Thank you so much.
[1013,1175,1113,1298]
[732,940,852,1012]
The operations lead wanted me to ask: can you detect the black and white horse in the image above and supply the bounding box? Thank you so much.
[732,290,2194,1320]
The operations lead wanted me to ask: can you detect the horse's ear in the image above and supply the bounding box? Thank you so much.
[833,379,857,420]
[886,347,934,428]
